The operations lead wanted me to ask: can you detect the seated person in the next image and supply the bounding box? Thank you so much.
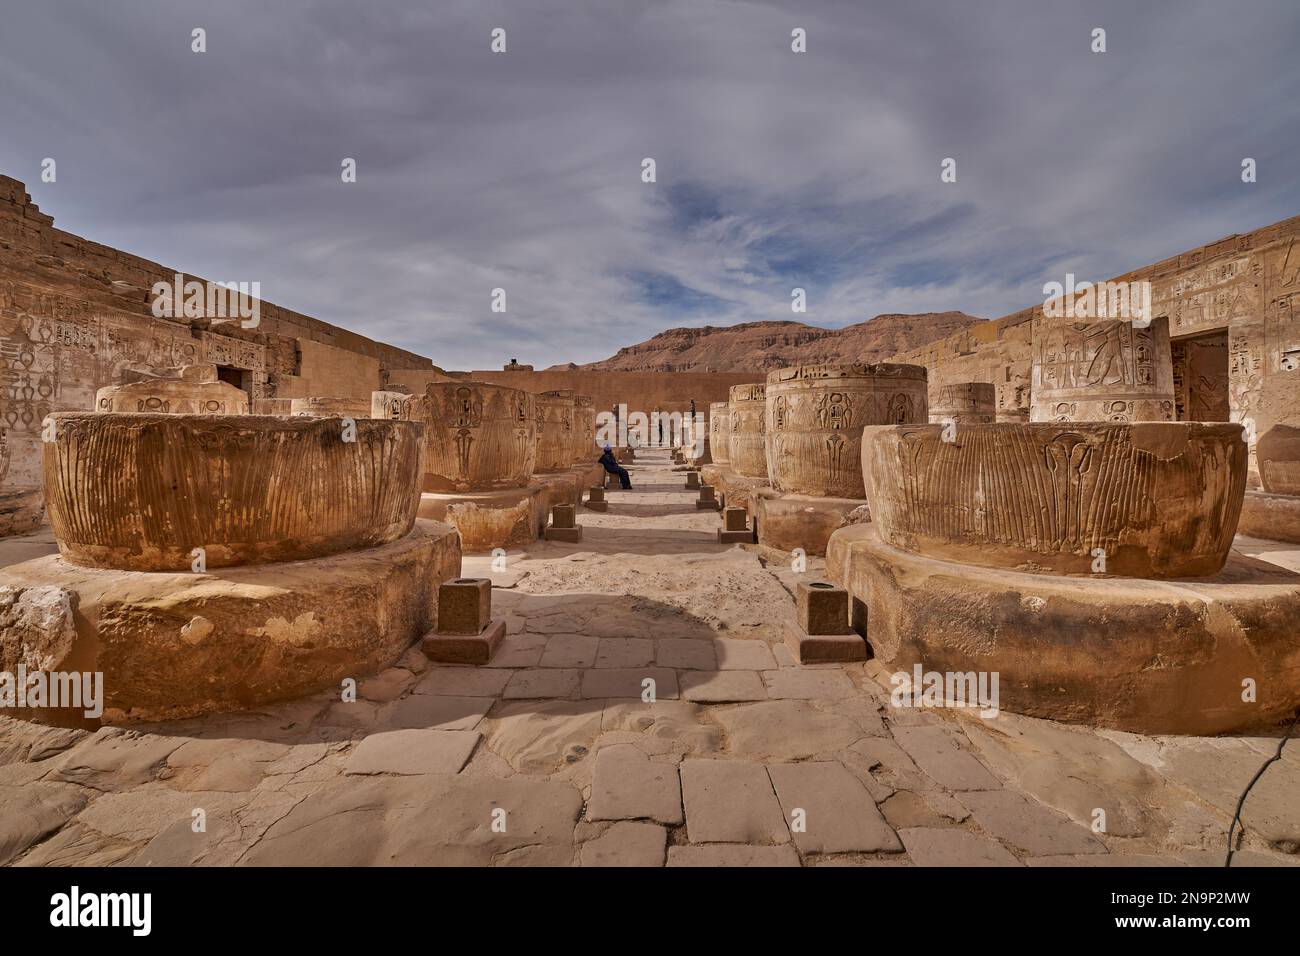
[598,444,632,489]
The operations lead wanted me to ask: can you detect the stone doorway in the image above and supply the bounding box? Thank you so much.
[1171,331,1230,422]
[216,364,254,401]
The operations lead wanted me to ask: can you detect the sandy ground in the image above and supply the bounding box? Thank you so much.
[1,448,1298,866]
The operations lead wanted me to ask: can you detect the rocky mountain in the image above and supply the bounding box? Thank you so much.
[567,312,984,372]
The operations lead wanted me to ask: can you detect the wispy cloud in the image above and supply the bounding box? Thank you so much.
[1,0,1296,369]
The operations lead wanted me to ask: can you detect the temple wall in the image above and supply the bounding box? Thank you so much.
[0,175,435,534]
[887,214,1300,482]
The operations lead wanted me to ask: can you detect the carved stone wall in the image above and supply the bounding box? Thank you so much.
[1030,316,1176,423]
[535,389,576,473]
[708,402,730,465]
[0,175,436,536]
[860,422,1246,579]
[929,382,995,423]
[376,382,536,492]
[889,214,1300,486]
[728,383,768,479]
[764,363,928,498]
[43,413,423,571]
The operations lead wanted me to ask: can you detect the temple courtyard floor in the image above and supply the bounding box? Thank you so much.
[1,448,1298,867]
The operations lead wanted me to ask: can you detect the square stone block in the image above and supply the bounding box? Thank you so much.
[423,618,507,665]
[783,620,867,664]
[723,507,748,533]
[551,504,576,529]
[797,581,849,635]
[437,577,492,635]
[685,471,700,489]
[696,499,720,511]
[588,486,605,502]
[697,485,716,503]
[546,526,583,542]
[584,499,608,512]
[718,529,751,544]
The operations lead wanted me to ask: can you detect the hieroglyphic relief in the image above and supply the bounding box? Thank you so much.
[763,364,927,498]
[862,422,1246,579]
[1030,316,1174,422]
[727,382,768,479]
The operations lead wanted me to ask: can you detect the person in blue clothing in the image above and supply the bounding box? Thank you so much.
[598,444,632,489]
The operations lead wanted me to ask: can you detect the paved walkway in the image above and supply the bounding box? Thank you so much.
[2,449,1299,866]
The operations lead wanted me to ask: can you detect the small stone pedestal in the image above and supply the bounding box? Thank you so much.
[585,486,608,512]
[685,471,700,490]
[545,503,584,542]
[696,485,718,510]
[423,577,507,664]
[718,506,753,544]
[783,581,867,663]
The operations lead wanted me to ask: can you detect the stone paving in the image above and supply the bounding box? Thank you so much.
[1,449,1299,866]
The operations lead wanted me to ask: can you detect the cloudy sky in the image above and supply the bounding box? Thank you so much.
[2,0,1297,369]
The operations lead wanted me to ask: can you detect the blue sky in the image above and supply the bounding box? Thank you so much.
[2,0,1297,369]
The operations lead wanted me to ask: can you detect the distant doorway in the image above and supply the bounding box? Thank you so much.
[1171,331,1229,422]
[216,365,254,399]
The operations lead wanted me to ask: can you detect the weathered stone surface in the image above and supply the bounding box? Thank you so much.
[345,729,480,775]
[860,422,1246,578]
[243,774,581,865]
[0,520,460,720]
[899,827,1021,866]
[679,670,766,702]
[827,523,1300,734]
[761,668,856,699]
[535,390,578,473]
[587,744,682,824]
[767,761,902,854]
[0,781,89,864]
[579,822,667,866]
[418,485,545,552]
[714,700,864,761]
[956,789,1106,856]
[379,694,492,732]
[485,700,603,773]
[680,759,788,844]
[50,727,184,790]
[713,638,777,670]
[437,578,492,635]
[502,668,580,699]
[0,584,75,670]
[415,666,513,698]
[43,413,424,571]
[656,638,717,670]
[765,363,927,497]
[667,844,800,867]
[891,726,1001,791]
[580,667,679,700]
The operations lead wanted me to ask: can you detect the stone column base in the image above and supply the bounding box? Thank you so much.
[698,466,770,514]
[419,486,545,551]
[0,519,461,723]
[1237,490,1300,544]
[755,491,868,556]
[825,523,1300,735]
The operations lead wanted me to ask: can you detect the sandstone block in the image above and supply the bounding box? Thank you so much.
[437,577,491,635]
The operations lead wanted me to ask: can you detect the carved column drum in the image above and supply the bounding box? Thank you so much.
[375,382,537,492]
[1030,315,1176,423]
[929,382,996,423]
[42,413,423,571]
[728,383,768,479]
[764,363,929,498]
[290,396,371,419]
[573,395,597,463]
[535,390,576,473]
[860,422,1246,579]
[709,402,731,465]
